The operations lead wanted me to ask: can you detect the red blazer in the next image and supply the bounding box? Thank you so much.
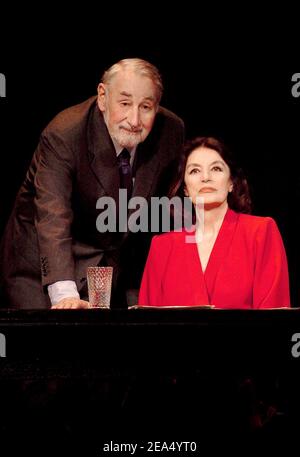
[139,209,290,309]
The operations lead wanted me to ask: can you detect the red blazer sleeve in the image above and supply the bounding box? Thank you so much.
[138,235,167,306]
[253,218,290,308]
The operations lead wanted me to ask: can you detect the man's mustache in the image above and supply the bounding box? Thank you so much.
[120,126,143,133]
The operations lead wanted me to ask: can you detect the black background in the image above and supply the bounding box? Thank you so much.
[0,8,299,305]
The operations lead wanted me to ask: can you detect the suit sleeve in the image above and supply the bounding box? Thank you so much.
[138,236,166,306]
[34,129,76,287]
[253,218,290,308]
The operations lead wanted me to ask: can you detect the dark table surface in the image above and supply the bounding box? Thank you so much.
[1,308,300,375]
[1,309,300,453]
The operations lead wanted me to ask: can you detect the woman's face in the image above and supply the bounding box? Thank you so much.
[184,146,233,208]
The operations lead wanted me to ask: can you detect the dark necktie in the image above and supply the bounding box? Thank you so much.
[118,148,133,197]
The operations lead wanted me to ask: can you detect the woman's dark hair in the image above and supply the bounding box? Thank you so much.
[169,136,252,214]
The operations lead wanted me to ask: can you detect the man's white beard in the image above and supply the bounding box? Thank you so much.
[115,129,144,149]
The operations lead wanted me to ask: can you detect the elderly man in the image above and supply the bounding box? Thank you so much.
[0,58,184,309]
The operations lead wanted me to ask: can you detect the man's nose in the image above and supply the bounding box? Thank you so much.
[127,107,140,128]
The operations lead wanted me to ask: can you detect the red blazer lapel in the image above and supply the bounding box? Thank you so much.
[184,229,210,305]
[204,209,239,302]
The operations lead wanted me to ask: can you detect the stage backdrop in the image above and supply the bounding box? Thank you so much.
[0,11,299,305]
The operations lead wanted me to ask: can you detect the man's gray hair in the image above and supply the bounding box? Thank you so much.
[101,58,163,104]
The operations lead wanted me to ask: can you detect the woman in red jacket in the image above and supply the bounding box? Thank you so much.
[139,137,290,308]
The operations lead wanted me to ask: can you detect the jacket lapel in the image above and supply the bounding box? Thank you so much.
[87,105,120,205]
[131,140,159,201]
[204,209,239,302]
[184,229,210,305]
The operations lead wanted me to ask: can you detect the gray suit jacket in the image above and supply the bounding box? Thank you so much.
[0,97,184,308]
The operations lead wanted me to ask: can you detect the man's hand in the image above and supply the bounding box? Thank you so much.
[51,297,90,309]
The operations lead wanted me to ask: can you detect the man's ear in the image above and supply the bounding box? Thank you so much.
[97,83,106,112]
